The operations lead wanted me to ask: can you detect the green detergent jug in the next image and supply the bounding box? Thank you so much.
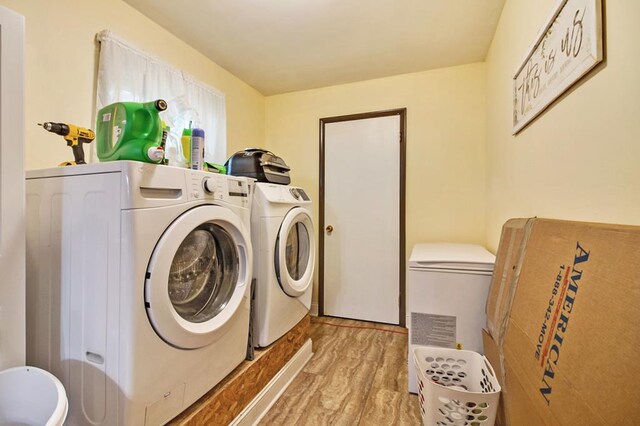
[96,99,168,163]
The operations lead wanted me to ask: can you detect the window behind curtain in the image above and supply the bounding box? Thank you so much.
[94,30,227,164]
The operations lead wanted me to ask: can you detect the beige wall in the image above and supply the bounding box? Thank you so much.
[3,0,264,170]
[265,63,487,302]
[9,0,488,316]
[485,0,640,250]
[14,0,636,313]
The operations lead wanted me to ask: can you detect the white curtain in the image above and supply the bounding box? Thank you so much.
[95,30,227,164]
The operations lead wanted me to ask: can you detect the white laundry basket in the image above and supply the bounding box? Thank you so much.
[0,366,68,426]
[413,347,501,426]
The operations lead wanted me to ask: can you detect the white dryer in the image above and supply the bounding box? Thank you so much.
[26,161,253,425]
[251,182,315,347]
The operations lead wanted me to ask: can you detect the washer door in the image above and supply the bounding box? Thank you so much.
[275,207,315,297]
[145,205,251,349]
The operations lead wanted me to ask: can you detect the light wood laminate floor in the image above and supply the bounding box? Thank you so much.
[259,316,422,425]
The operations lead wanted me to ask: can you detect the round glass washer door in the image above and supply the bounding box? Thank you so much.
[275,207,315,297]
[145,205,251,349]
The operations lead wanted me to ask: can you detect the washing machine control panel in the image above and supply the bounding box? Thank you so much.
[189,172,250,208]
[258,183,312,204]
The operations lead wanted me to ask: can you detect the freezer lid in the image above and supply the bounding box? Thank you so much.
[409,243,495,271]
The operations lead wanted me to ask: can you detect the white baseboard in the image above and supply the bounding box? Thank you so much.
[230,339,313,426]
[310,304,318,316]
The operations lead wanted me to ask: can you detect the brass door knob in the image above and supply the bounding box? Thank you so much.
[325,225,334,233]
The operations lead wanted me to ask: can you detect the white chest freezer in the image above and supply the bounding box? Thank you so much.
[407,243,495,393]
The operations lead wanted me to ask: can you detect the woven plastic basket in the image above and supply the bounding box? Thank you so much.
[413,346,501,426]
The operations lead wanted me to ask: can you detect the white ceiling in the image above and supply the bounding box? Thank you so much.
[124,0,506,96]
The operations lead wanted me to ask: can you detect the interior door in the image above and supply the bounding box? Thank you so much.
[0,6,25,369]
[320,109,406,325]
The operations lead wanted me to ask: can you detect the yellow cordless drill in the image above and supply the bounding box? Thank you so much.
[39,122,96,166]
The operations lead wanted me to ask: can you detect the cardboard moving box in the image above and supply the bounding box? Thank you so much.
[484,218,640,425]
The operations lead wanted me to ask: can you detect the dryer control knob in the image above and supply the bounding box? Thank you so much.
[203,178,216,195]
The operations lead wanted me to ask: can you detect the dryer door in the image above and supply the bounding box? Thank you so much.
[275,207,315,297]
[145,205,251,349]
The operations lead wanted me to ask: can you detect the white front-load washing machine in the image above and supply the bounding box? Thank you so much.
[251,182,315,347]
[25,161,253,425]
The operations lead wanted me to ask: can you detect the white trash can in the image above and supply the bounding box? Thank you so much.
[0,366,68,426]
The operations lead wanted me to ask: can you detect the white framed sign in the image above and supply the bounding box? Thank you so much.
[513,0,603,134]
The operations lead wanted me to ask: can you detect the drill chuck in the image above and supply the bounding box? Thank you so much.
[42,122,70,136]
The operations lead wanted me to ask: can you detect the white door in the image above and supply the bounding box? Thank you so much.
[0,6,25,369]
[321,111,405,325]
[145,205,251,349]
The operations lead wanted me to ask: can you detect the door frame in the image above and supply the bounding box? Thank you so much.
[318,108,407,326]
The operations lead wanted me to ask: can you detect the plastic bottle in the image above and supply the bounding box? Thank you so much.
[190,128,205,170]
[181,128,192,168]
[96,99,167,163]
[159,122,169,165]
[165,130,186,168]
